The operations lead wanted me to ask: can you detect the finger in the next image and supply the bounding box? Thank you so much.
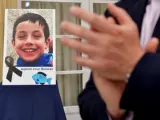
[107,17,116,24]
[90,27,97,32]
[144,38,159,53]
[73,55,104,70]
[60,36,96,55]
[69,6,119,35]
[61,21,100,44]
[107,3,133,25]
[90,17,116,31]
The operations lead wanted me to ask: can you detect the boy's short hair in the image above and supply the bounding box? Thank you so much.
[12,13,50,40]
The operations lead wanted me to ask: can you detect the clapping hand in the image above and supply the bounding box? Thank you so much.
[60,4,144,81]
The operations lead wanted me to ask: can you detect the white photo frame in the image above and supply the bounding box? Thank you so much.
[2,9,56,85]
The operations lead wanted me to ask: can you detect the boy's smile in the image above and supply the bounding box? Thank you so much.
[12,21,49,62]
[22,48,38,52]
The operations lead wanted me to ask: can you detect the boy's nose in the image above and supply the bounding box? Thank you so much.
[25,36,33,45]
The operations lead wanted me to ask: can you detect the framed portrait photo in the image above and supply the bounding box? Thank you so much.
[2,9,56,85]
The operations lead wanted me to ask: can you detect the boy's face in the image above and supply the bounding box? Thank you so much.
[12,21,50,62]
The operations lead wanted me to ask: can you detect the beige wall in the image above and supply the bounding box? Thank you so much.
[0,0,17,81]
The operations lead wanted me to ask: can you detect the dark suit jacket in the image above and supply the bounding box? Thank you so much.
[78,0,160,120]
[0,82,66,120]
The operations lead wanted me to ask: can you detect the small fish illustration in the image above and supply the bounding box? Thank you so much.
[32,72,52,85]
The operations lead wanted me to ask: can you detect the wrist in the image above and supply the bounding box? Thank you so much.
[128,49,145,78]
[103,80,127,118]
[107,107,126,120]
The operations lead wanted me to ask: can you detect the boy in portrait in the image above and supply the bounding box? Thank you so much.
[12,12,53,67]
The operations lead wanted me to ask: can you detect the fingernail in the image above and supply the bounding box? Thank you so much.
[60,36,69,41]
[70,6,79,15]
[60,21,67,28]
[60,36,65,40]
[70,6,77,12]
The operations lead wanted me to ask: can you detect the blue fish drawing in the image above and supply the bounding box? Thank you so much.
[32,72,52,85]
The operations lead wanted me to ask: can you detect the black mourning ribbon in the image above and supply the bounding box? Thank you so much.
[5,56,22,82]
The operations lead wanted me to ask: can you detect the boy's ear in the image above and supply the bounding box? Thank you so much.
[12,40,15,46]
[45,37,52,48]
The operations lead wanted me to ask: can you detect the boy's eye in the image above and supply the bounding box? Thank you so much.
[33,35,41,40]
[18,35,26,39]
[17,31,26,39]
[18,35,26,38]
[33,31,42,39]
[33,35,41,38]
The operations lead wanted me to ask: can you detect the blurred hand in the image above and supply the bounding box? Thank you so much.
[60,4,145,80]
[93,37,159,119]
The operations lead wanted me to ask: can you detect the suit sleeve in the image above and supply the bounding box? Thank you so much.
[78,73,109,120]
[120,53,160,111]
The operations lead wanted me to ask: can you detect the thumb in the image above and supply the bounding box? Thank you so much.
[144,38,159,53]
